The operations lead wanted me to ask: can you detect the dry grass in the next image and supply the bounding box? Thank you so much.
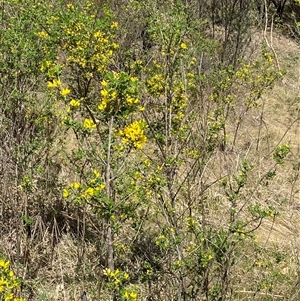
[255,32,300,240]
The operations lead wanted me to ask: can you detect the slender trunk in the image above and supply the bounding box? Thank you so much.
[106,220,114,271]
[106,116,114,272]
[105,116,115,301]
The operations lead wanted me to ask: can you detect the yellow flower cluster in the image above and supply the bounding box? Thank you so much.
[83,118,96,130]
[0,259,25,301]
[201,252,214,267]
[81,187,94,198]
[155,234,169,249]
[80,184,105,199]
[180,42,188,50]
[235,63,250,81]
[0,259,9,271]
[97,72,140,115]
[37,30,49,39]
[103,268,129,286]
[60,87,71,97]
[233,48,282,109]
[66,3,74,10]
[47,79,61,88]
[40,60,52,73]
[263,50,274,63]
[118,120,147,150]
[146,73,165,97]
[63,169,105,200]
[62,188,69,198]
[61,14,118,72]
[123,290,138,301]
[38,2,119,97]
[111,21,118,29]
[40,59,64,86]
[172,82,188,123]
[46,78,72,99]
[186,216,197,229]
[69,99,80,108]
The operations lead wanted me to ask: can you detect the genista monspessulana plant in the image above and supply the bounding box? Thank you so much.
[0,0,299,300]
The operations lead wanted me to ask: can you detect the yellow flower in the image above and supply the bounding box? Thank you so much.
[111,22,118,29]
[93,169,100,178]
[100,89,109,97]
[4,293,13,301]
[47,79,61,88]
[190,57,197,65]
[126,96,139,106]
[111,42,119,50]
[62,189,69,198]
[67,3,74,9]
[69,99,80,107]
[130,76,138,83]
[0,259,9,271]
[37,30,49,39]
[40,60,51,72]
[114,269,120,276]
[101,80,108,87]
[60,87,71,96]
[180,42,188,50]
[143,159,151,167]
[84,187,94,197]
[130,291,137,300]
[98,100,107,111]
[94,31,103,39]
[0,277,7,288]
[111,91,117,100]
[95,183,105,191]
[83,118,96,130]
[123,290,138,301]
[70,182,80,189]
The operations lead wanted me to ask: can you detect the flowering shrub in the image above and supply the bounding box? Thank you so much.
[0,258,25,301]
